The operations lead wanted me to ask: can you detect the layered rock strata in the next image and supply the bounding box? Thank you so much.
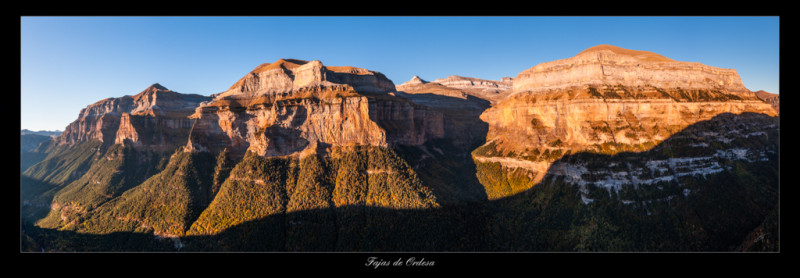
[397,75,513,103]
[753,90,779,113]
[431,75,513,101]
[475,45,778,198]
[547,112,779,205]
[58,84,210,150]
[482,90,776,152]
[395,75,497,149]
[186,59,444,157]
[513,44,750,96]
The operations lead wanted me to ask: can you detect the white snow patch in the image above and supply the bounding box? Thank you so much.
[552,147,770,207]
[715,148,751,161]
[745,131,766,137]
[731,148,748,159]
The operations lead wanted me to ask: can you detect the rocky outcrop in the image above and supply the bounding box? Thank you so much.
[58,84,210,150]
[475,45,778,196]
[397,75,428,87]
[481,94,776,154]
[395,75,499,149]
[217,59,396,102]
[114,112,197,149]
[397,75,513,103]
[186,59,444,157]
[431,75,513,101]
[546,112,779,205]
[513,44,750,96]
[753,90,779,114]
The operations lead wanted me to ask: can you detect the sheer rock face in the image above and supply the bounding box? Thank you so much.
[186,59,444,157]
[476,45,778,188]
[753,90,779,113]
[513,45,750,95]
[395,75,501,149]
[218,59,397,102]
[58,84,210,150]
[482,94,777,151]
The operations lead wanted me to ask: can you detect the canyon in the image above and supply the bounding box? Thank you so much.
[20,45,779,252]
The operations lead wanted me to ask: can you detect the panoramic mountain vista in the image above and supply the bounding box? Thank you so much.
[20,45,779,252]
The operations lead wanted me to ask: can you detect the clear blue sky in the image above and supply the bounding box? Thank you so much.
[21,16,780,131]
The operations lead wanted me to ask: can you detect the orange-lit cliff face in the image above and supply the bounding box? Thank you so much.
[513,44,750,95]
[753,90,779,114]
[474,45,777,197]
[57,84,210,150]
[186,59,445,157]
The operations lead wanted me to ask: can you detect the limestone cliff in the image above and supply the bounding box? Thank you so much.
[186,59,444,157]
[397,75,513,103]
[430,75,513,102]
[513,44,750,96]
[753,90,779,114]
[475,45,778,198]
[395,75,498,149]
[58,84,210,150]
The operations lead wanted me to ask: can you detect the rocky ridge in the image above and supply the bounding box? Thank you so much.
[57,84,210,150]
[186,59,444,157]
[513,44,750,95]
[398,75,428,87]
[394,75,504,150]
[753,90,779,113]
[21,130,61,154]
[474,45,777,199]
[217,59,396,102]
[431,75,513,101]
[21,129,62,137]
[397,75,513,103]
[546,112,779,205]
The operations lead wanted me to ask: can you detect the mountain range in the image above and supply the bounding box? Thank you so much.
[20,130,60,152]
[20,45,779,252]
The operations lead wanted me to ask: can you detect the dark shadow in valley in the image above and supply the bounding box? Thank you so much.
[20,175,60,223]
[20,112,779,252]
[391,92,491,151]
[509,112,780,252]
[380,91,492,203]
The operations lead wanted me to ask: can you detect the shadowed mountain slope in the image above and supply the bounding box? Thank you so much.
[23,112,778,252]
